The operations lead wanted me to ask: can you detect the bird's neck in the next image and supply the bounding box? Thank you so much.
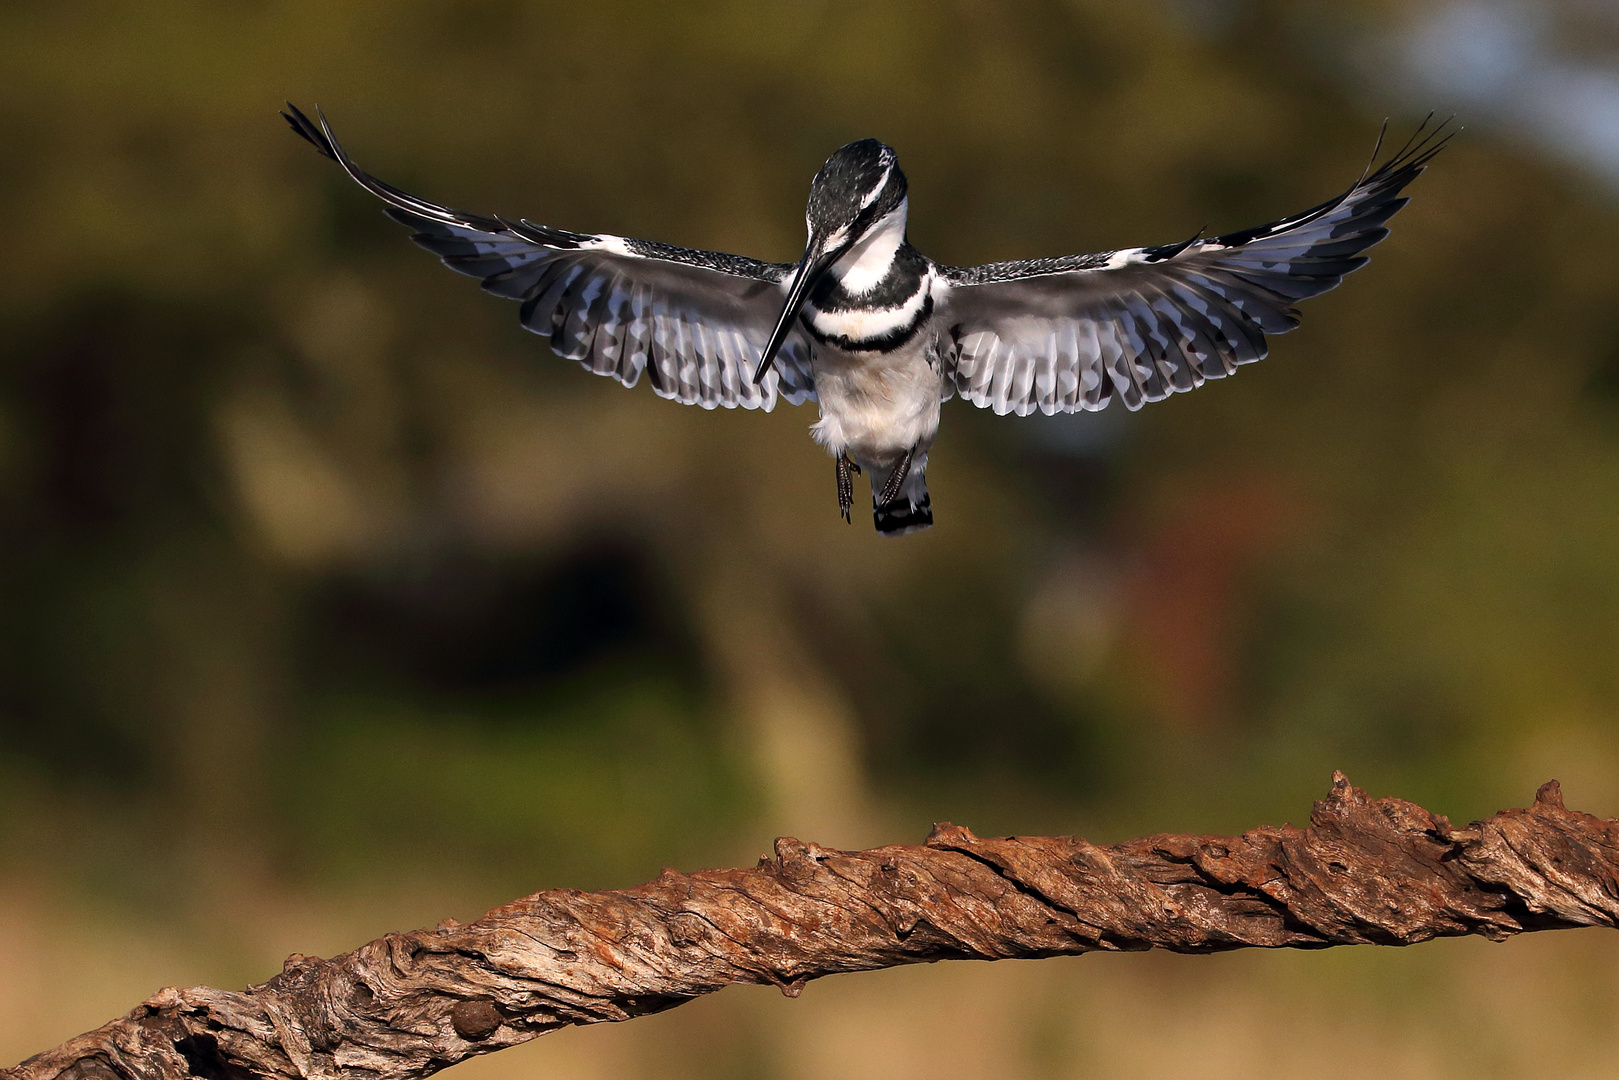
[803,199,932,353]
[830,200,908,295]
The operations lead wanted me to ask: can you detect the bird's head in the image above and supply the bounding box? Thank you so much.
[805,138,909,246]
[753,139,909,383]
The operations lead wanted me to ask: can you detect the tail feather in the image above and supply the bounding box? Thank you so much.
[874,493,932,536]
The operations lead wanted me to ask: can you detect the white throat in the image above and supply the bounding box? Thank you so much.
[830,199,908,295]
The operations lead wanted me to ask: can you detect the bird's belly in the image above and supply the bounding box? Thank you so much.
[809,338,943,465]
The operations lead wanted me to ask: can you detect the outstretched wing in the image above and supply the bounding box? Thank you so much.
[283,104,816,410]
[936,120,1452,416]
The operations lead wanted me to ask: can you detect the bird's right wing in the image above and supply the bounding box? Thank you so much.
[935,120,1451,416]
[283,104,816,410]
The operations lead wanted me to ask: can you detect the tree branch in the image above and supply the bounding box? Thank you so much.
[9,773,1618,1080]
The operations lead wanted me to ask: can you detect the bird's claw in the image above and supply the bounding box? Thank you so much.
[877,446,915,505]
[836,454,861,523]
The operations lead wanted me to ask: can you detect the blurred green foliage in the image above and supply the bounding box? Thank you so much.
[6,1,1619,1074]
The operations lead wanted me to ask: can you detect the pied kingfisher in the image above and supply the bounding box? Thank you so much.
[284,105,1448,536]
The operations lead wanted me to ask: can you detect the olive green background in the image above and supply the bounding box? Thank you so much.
[5,2,1619,1076]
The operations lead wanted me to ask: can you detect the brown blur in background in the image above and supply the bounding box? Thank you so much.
[6,1,1619,1076]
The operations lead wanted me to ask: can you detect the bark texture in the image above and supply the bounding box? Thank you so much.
[9,774,1619,1080]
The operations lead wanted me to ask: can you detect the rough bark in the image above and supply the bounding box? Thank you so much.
[9,774,1619,1080]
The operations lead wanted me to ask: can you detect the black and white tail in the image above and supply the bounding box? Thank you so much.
[873,455,932,536]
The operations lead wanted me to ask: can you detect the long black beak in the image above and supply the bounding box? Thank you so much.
[753,238,839,384]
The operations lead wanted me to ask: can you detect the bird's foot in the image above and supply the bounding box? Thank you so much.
[836,453,861,523]
[877,445,915,505]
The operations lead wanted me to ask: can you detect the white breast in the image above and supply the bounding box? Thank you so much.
[807,282,931,342]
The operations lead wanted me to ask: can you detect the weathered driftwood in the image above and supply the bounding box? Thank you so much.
[9,774,1619,1080]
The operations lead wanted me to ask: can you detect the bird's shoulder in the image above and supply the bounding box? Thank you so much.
[611,235,794,284]
[936,250,1118,286]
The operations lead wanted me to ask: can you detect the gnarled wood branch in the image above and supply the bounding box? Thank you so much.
[9,774,1619,1080]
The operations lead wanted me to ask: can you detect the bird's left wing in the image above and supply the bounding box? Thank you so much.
[934,121,1451,417]
[283,105,816,410]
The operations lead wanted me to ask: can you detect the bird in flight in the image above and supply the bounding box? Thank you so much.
[283,105,1448,536]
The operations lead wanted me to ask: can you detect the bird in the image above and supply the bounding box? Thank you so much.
[282,104,1449,536]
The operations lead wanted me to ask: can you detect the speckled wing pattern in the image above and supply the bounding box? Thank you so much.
[283,105,816,410]
[936,120,1451,416]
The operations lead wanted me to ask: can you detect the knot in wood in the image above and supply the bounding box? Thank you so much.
[924,822,979,847]
[140,987,184,1012]
[278,953,326,986]
[450,999,503,1041]
[668,913,709,948]
[772,837,829,882]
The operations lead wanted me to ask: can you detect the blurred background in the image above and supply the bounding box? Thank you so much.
[5,0,1619,1076]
